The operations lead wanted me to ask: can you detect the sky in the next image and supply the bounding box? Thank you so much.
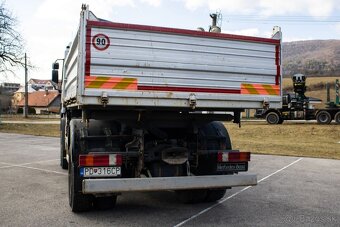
[2,0,340,84]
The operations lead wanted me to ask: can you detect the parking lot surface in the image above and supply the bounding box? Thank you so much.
[0,132,339,226]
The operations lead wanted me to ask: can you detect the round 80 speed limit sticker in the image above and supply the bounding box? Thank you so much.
[92,33,110,51]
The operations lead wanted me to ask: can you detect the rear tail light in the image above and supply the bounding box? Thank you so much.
[79,154,122,167]
[217,151,250,162]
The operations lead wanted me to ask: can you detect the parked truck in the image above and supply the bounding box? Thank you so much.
[255,74,340,124]
[53,5,283,212]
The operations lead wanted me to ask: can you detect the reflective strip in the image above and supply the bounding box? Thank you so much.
[85,76,137,90]
[109,154,122,166]
[109,154,117,165]
[79,154,122,166]
[241,83,279,95]
[217,152,251,163]
[220,153,228,162]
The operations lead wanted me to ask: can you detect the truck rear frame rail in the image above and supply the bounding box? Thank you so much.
[83,174,257,194]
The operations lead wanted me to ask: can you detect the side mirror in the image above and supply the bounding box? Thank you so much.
[52,62,59,84]
[52,69,59,84]
[52,62,59,70]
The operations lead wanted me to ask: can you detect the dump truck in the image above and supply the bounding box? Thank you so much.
[52,5,282,212]
[255,74,340,124]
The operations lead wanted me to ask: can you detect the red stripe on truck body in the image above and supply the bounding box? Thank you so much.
[87,20,280,45]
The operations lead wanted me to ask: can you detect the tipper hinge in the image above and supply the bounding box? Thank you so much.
[189,93,197,109]
[263,97,270,109]
[100,92,109,107]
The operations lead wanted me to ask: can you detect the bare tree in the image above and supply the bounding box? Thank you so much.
[0,1,25,74]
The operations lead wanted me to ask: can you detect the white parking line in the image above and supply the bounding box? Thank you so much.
[16,165,67,176]
[0,159,67,175]
[0,159,58,167]
[0,162,13,169]
[16,159,59,166]
[174,158,303,227]
[0,165,13,169]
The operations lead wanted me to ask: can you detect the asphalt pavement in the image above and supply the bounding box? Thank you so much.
[0,132,339,226]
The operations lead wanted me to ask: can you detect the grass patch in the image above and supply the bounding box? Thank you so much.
[225,121,340,160]
[0,115,59,121]
[1,120,339,160]
[0,123,60,137]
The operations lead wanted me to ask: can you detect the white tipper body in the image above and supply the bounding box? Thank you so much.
[62,8,282,111]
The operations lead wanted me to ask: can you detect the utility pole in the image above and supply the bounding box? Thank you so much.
[24,53,28,118]
[336,79,339,105]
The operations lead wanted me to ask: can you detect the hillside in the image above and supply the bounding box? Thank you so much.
[282,40,340,77]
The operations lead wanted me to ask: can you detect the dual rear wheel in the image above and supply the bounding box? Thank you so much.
[67,120,233,211]
[176,121,231,203]
[335,111,340,124]
[68,120,117,212]
[316,110,332,124]
[60,118,68,170]
[316,110,340,124]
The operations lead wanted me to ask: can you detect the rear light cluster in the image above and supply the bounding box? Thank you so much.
[217,152,250,162]
[79,154,122,167]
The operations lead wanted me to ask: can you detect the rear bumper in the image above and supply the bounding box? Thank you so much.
[82,174,257,194]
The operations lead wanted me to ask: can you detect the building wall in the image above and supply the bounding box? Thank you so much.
[12,92,25,108]
[0,83,20,95]
[34,107,46,115]
[48,95,61,113]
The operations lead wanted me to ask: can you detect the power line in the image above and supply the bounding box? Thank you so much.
[223,15,340,24]
[225,14,340,19]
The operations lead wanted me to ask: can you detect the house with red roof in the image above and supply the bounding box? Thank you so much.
[17,90,60,114]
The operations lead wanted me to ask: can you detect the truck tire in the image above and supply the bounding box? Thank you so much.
[176,122,230,203]
[94,196,117,210]
[316,110,332,124]
[176,189,208,204]
[68,120,93,212]
[335,111,340,124]
[69,162,93,212]
[60,118,68,170]
[205,188,229,202]
[266,112,280,124]
[278,118,284,124]
[200,122,231,202]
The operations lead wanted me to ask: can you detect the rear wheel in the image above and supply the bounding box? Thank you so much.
[266,112,280,124]
[69,162,93,212]
[205,188,228,202]
[68,120,93,212]
[316,110,332,124]
[176,122,230,203]
[94,196,117,210]
[334,111,340,124]
[199,121,231,202]
[278,118,284,124]
[176,189,208,204]
[60,118,68,169]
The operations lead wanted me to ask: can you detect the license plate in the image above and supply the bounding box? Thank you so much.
[217,163,247,172]
[80,167,121,177]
